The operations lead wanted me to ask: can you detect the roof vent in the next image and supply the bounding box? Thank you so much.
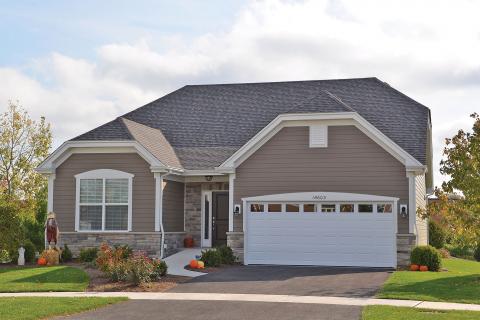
[309,125,328,148]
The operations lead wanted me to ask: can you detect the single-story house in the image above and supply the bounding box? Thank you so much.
[37,77,432,268]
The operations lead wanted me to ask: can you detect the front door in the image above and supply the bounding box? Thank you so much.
[212,192,229,246]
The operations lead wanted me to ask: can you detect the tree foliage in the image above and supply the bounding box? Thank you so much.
[420,113,480,247]
[0,101,52,212]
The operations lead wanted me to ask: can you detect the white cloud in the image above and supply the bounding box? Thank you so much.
[1,0,479,187]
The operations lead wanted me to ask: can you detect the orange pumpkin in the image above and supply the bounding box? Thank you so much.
[190,259,199,269]
[197,261,205,269]
[37,257,47,266]
[419,265,428,272]
[410,264,419,271]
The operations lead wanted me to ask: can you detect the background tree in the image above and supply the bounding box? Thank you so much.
[0,101,52,212]
[420,113,480,250]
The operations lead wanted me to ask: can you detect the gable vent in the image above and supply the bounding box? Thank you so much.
[309,125,328,148]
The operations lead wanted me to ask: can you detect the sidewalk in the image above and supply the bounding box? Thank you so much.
[163,248,205,277]
[1,292,480,312]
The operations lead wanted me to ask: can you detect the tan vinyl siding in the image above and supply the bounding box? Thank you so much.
[415,174,428,245]
[53,153,155,232]
[234,126,409,232]
[162,180,185,232]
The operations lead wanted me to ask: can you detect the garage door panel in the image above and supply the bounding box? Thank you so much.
[245,197,396,268]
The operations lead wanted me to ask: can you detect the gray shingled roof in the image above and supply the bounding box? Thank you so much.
[72,77,430,169]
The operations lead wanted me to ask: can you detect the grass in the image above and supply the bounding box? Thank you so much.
[377,259,480,304]
[0,266,89,292]
[0,297,126,320]
[362,306,480,320]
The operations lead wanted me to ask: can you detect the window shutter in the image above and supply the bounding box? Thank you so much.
[309,125,328,148]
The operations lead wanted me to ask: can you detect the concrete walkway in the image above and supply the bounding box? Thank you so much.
[2,292,480,312]
[163,248,204,277]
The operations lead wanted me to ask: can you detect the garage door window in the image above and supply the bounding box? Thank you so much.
[377,204,393,213]
[268,204,282,212]
[303,204,317,213]
[358,204,373,213]
[250,204,264,213]
[285,204,300,213]
[340,204,354,213]
[321,204,336,212]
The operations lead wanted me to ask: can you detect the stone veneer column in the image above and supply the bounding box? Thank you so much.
[227,232,244,263]
[397,233,416,267]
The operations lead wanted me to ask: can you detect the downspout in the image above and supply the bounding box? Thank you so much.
[155,173,166,259]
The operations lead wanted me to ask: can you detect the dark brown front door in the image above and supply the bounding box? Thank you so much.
[212,192,229,246]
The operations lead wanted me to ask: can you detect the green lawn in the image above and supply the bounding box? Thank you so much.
[362,306,480,320]
[0,266,89,292]
[0,297,126,320]
[377,259,480,304]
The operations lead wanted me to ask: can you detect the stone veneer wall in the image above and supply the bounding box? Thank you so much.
[227,232,244,263]
[397,233,416,267]
[184,182,229,246]
[164,232,186,257]
[60,232,161,257]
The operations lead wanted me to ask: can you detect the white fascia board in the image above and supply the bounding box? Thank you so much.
[218,112,424,169]
[182,169,226,176]
[36,140,167,173]
[242,192,400,202]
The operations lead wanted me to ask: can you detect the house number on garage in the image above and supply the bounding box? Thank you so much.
[312,195,327,200]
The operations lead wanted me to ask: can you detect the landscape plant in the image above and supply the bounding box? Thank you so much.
[428,220,446,249]
[60,244,73,262]
[79,248,98,263]
[410,245,442,272]
[200,248,222,267]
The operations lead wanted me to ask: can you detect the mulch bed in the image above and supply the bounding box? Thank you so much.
[184,263,240,274]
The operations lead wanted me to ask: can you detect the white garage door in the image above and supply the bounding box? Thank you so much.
[244,192,398,268]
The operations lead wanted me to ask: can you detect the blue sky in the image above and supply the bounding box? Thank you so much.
[1,0,480,186]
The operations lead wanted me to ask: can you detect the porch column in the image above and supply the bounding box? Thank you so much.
[154,173,164,232]
[228,174,235,232]
[47,174,56,213]
[407,171,416,235]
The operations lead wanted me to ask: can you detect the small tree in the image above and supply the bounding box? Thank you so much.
[420,113,480,248]
[0,101,52,214]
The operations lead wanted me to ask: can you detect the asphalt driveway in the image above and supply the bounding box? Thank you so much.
[170,265,392,297]
[53,300,362,320]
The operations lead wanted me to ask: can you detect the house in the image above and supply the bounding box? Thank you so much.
[37,78,432,268]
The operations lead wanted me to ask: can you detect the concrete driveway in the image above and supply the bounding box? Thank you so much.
[169,265,392,297]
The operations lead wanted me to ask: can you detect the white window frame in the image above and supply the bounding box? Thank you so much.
[75,169,134,232]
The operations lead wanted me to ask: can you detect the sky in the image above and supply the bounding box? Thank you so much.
[1,0,479,188]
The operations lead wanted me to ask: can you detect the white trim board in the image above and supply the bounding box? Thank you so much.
[218,112,425,171]
[242,192,399,202]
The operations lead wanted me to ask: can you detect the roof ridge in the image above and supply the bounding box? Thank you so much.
[185,77,378,88]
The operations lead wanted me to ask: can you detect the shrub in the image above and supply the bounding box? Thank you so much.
[438,248,451,259]
[130,253,155,285]
[151,259,168,280]
[216,245,236,264]
[108,260,131,282]
[410,245,442,272]
[429,220,446,249]
[200,248,222,267]
[0,249,11,263]
[114,244,133,260]
[474,245,480,262]
[0,202,23,254]
[446,244,474,259]
[79,247,98,263]
[22,240,36,263]
[61,244,73,262]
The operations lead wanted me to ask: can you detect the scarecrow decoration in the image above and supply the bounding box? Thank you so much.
[45,212,60,249]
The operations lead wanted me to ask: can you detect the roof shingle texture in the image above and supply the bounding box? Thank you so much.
[72,77,430,168]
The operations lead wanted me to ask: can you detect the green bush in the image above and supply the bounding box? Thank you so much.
[410,245,442,271]
[474,245,480,262]
[445,244,474,259]
[79,247,98,263]
[108,260,131,282]
[428,220,446,249]
[22,240,36,263]
[151,259,168,280]
[130,253,154,285]
[0,249,11,263]
[61,244,73,262]
[216,245,236,264]
[200,248,222,267]
[0,202,24,254]
[113,244,133,260]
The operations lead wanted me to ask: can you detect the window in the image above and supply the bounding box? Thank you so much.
[303,204,317,213]
[250,204,264,213]
[76,170,133,232]
[377,203,393,213]
[321,204,336,212]
[268,204,282,213]
[340,204,354,213]
[358,204,373,213]
[285,204,300,213]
